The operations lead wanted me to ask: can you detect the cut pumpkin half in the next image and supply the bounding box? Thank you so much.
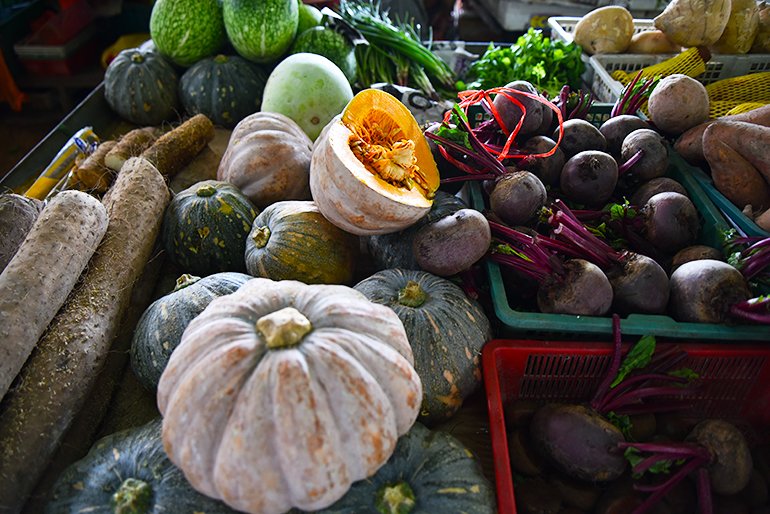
[310,88,440,236]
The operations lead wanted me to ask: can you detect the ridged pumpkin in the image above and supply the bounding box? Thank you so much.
[366,191,467,271]
[130,272,251,391]
[244,200,359,285]
[104,47,180,126]
[179,54,267,129]
[310,88,440,236]
[290,423,496,514]
[354,269,491,426]
[161,180,257,276]
[45,418,237,514]
[217,111,313,209]
[158,278,422,514]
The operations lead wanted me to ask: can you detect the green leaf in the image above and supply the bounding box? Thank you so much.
[435,123,472,151]
[668,368,699,381]
[607,412,633,440]
[610,335,656,388]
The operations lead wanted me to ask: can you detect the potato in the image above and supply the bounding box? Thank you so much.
[654,0,731,47]
[626,30,681,53]
[648,74,710,136]
[711,0,760,53]
[751,1,770,53]
[573,6,635,55]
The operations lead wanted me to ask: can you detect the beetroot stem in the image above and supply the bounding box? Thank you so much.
[729,298,770,323]
[601,384,694,413]
[618,149,644,176]
[590,314,623,410]
[696,468,714,514]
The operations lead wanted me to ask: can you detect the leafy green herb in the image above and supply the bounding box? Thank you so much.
[465,28,584,97]
[610,335,656,388]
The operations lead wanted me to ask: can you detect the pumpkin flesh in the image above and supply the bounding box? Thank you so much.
[310,89,440,236]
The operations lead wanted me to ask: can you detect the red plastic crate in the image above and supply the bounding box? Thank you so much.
[483,339,770,514]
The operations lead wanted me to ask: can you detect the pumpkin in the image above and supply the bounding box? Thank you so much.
[217,111,313,209]
[104,47,180,126]
[157,278,422,514]
[354,269,491,426]
[366,191,467,271]
[45,418,237,514]
[244,200,359,285]
[161,180,258,276]
[291,422,496,514]
[130,272,251,391]
[179,54,267,129]
[309,88,440,236]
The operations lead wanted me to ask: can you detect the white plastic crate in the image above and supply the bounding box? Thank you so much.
[590,53,770,102]
[477,0,595,32]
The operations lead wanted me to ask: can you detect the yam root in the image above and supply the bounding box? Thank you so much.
[703,122,770,212]
[0,157,170,512]
[141,113,215,178]
[654,0,732,47]
[0,190,108,402]
[751,0,770,52]
[675,104,770,164]
[104,126,160,172]
[710,0,760,53]
[0,194,43,272]
[73,140,117,193]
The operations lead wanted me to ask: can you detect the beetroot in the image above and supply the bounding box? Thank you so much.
[669,259,751,323]
[670,245,724,274]
[517,135,565,187]
[490,170,547,226]
[600,115,650,158]
[630,177,688,207]
[492,80,548,137]
[537,259,613,315]
[560,150,618,207]
[553,118,608,158]
[640,192,699,254]
[619,128,669,185]
[606,252,670,315]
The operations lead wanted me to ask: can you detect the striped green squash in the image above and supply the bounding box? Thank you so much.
[223,0,299,63]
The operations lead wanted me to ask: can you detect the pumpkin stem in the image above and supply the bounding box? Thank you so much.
[196,184,217,197]
[252,226,271,248]
[130,52,145,64]
[112,477,153,514]
[257,307,312,349]
[213,54,229,64]
[173,273,202,292]
[398,280,427,308]
[375,481,416,514]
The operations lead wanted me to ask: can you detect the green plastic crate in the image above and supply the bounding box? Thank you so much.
[470,104,770,341]
[687,165,770,238]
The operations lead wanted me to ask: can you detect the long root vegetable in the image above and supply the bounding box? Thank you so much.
[73,140,117,193]
[141,113,215,177]
[0,190,108,401]
[0,157,170,512]
[675,104,770,164]
[703,121,770,211]
[104,126,160,172]
[0,193,43,272]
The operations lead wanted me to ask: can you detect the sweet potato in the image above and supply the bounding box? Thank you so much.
[703,121,770,211]
[0,157,170,511]
[627,30,681,53]
[0,190,108,402]
[675,104,770,164]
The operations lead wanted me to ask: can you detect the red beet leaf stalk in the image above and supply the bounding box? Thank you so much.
[724,231,770,323]
[553,85,595,122]
[610,71,658,117]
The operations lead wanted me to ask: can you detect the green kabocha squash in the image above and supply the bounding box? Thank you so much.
[291,422,496,514]
[179,54,267,129]
[354,269,491,426]
[244,200,358,285]
[161,180,258,276]
[130,272,251,391]
[45,418,238,514]
[366,191,467,271]
[104,47,180,126]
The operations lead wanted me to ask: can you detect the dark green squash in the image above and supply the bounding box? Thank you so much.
[104,47,180,126]
[366,191,467,271]
[354,269,492,426]
[244,200,359,285]
[130,272,251,391]
[161,180,258,276]
[45,418,238,514]
[179,54,267,129]
[292,422,496,514]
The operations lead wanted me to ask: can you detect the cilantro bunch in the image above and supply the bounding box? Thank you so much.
[463,28,585,97]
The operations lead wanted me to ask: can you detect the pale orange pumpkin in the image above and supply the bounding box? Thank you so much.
[217,112,313,209]
[309,88,440,236]
[157,277,422,514]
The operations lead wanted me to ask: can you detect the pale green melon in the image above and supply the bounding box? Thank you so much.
[260,53,353,141]
[297,1,323,34]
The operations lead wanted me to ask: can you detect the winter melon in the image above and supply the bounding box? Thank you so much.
[297,1,323,34]
[261,53,353,141]
[223,0,299,63]
[149,0,226,67]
